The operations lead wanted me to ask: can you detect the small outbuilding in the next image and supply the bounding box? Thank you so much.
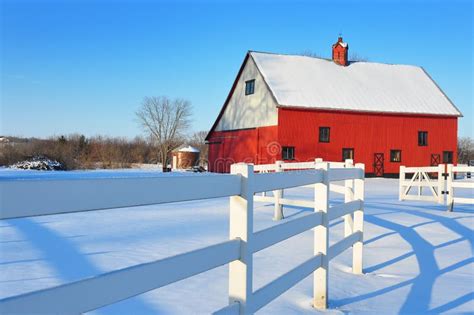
[171,145,200,170]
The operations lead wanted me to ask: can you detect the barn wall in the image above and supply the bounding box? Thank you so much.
[207,126,278,173]
[214,57,278,131]
[278,108,458,175]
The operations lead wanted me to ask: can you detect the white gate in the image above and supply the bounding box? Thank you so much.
[399,164,474,211]
[399,165,445,204]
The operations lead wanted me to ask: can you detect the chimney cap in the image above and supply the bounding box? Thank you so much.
[334,36,348,48]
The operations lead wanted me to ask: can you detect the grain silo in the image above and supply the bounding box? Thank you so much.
[171,145,200,170]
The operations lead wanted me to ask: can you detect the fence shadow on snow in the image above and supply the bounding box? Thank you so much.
[6,219,160,314]
[332,200,473,314]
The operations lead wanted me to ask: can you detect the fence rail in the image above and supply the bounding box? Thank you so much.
[253,158,357,221]
[399,164,474,211]
[0,174,241,220]
[0,239,241,314]
[0,161,365,314]
[446,164,474,211]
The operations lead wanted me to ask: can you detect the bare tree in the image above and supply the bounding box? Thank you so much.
[300,50,324,58]
[136,96,192,171]
[349,52,369,62]
[458,137,474,164]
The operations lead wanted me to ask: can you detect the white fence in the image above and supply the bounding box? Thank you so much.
[446,164,474,211]
[254,158,354,221]
[0,161,365,314]
[399,164,474,211]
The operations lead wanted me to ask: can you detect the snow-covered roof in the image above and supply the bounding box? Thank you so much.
[250,52,461,116]
[174,145,200,153]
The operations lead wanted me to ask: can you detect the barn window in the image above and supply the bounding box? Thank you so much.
[245,80,255,95]
[443,151,453,163]
[390,150,402,162]
[418,131,428,146]
[282,146,295,160]
[319,127,330,143]
[342,148,354,161]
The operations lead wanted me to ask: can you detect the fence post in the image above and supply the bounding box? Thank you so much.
[344,159,354,237]
[313,161,329,309]
[437,164,445,204]
[399,166,406,201]
[446,164,454,212]
[353,163,365,275]
[417,170,422,197]
[229,163,254,314]
[273,161,284,220]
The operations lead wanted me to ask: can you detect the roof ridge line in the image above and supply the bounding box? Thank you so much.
[250,50,422,68]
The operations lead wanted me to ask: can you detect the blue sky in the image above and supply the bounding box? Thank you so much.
[1,0,473,138]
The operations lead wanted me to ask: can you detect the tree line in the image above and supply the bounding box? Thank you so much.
[0,131,208,170]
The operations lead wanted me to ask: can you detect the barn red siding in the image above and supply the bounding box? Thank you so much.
[207,126,278,173]
[278,108,458,175]
[207,109,457,175]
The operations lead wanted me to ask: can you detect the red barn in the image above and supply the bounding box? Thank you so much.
[206,37,462,176]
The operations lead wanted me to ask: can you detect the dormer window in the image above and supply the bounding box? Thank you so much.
[245,79,255,95]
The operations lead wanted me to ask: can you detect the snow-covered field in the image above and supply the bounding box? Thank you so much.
[0,169,473,314]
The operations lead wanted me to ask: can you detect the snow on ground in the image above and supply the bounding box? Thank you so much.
[0,167,200,180]
[0,169,473,314]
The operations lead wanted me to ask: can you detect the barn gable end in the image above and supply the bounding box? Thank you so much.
[214,53,279,132]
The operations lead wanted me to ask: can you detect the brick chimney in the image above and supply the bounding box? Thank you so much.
[332,36,348,66]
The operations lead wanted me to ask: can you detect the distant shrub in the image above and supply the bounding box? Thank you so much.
[10,156,65,171]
